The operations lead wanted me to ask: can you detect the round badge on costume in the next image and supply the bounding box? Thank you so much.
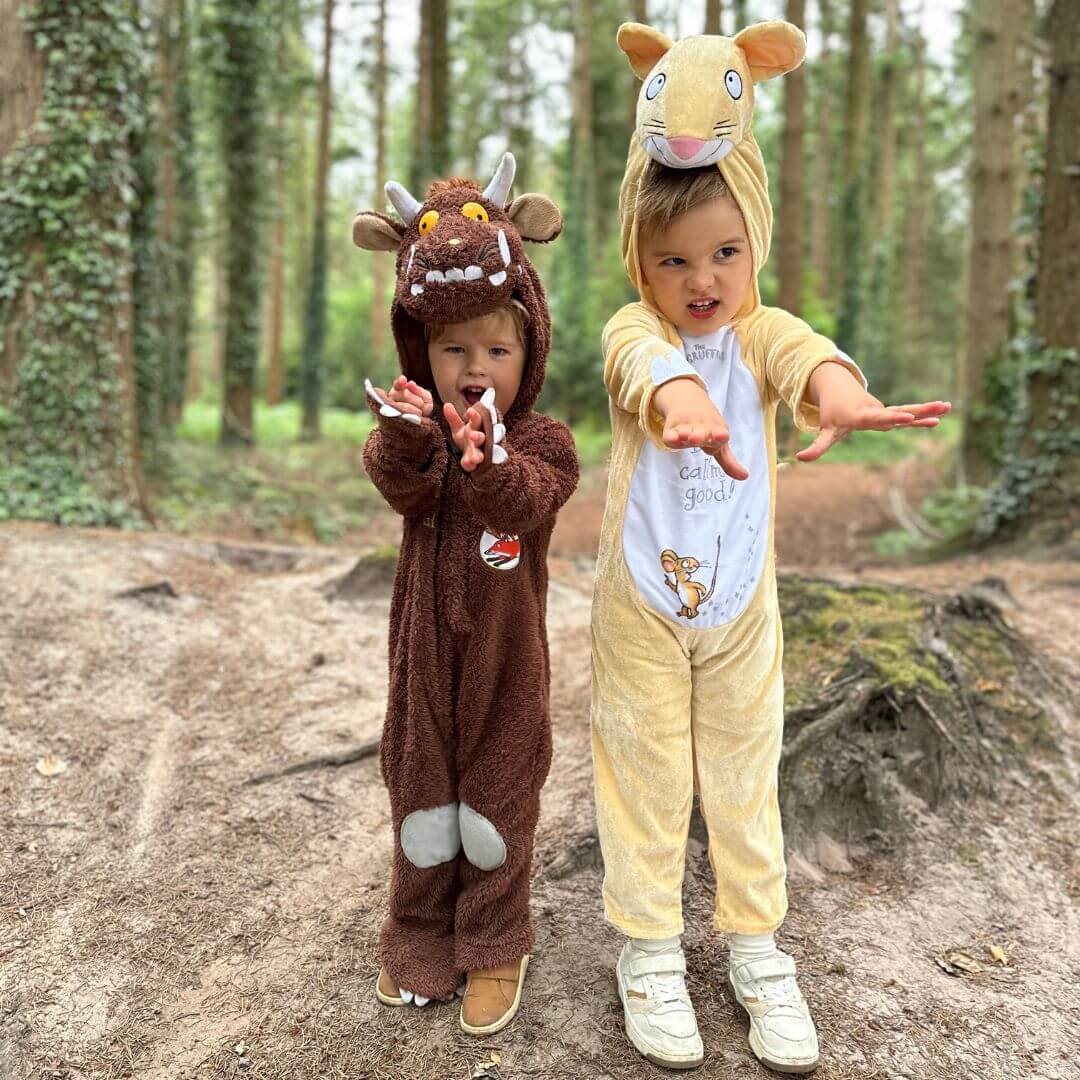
[480,530,521,570]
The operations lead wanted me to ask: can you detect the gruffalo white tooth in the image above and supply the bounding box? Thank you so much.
[497,229,511,266]
[425,269,445,283]
[464,265,483,280]
[410,283,424,295]
[445,267,465,282]
[488,270,507,286]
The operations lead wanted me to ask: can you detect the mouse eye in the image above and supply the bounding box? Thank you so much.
[725,69,743,100]
[645,72,666,101]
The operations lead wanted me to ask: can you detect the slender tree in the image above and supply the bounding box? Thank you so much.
[778,0,806,316]
[872,0,900,242]
[367,0,391,367]
[810,0,834,301]
[300,0,334,441]
[705,0,723,35]
[216,0,266,447]
[962,0,1023,483]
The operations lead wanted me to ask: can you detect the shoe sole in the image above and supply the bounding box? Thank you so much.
[728,977,819,1075]
[617,971,704,1070]
[459,956,529,1037]
[375,973,407,1008]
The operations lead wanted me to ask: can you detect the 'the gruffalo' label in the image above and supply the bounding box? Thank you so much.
[480,529,521,570]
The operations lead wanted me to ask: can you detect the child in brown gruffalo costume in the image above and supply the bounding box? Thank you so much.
[352,152,579,1036]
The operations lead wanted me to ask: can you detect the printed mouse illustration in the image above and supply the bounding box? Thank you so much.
[617,20,805,170]
[660,537,723,620]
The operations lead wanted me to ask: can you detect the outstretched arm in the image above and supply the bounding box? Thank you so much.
[361,377,448,518]
[458,414,579,536]
[795,361,951,462]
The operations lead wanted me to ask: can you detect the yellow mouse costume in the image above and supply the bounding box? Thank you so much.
[591,22,866,937]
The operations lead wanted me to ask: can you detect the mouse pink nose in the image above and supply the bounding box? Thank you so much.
[668,136,706,160]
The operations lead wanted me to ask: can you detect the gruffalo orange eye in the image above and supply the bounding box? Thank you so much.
[460,202,489,224]
[418,210,439,234]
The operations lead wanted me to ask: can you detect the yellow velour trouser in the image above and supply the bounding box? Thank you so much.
[591,545,786,938]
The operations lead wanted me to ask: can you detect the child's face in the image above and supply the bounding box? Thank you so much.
[428,309,526,419]
[640,195,753,335]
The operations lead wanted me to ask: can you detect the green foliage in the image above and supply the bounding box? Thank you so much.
[977,338,1080,540]
[874,484,986,558]
[177,400,370,446]
[0,0,147,525]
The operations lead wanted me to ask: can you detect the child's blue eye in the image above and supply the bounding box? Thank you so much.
[661,256,685,267]
[715,247,738,260]
[490,347,508,357]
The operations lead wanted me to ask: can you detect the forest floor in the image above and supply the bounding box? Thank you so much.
[1,443,1078,1080]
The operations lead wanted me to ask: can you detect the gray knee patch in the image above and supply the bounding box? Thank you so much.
[400,803,460,868]
[459,803,507,870]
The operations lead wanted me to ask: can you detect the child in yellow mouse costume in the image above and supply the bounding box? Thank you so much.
[592,20,951,1073]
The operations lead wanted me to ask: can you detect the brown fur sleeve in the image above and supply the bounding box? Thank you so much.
[362,416,448,518]
[460,414,578,535]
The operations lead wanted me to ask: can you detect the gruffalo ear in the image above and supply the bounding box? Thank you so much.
[352,211,403,251]
[507,193,563,243]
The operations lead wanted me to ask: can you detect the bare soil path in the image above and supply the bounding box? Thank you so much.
[1,459,1076,1080]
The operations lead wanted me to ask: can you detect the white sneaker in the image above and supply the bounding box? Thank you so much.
[616,939,704,1070]
[728,950,819,1074]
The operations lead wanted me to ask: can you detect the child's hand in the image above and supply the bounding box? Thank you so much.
[653,378,749,480]
[797,362,952,462]
[385,376,433,419]
[443,402,486,472]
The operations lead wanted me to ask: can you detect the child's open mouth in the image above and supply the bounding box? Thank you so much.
[687,299,720,320]
[462,385,487,407]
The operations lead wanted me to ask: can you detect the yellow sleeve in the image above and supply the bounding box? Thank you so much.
[602,303,708,450]
[742,306,867,431]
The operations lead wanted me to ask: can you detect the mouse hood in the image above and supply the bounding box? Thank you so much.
[615,20,806,320]
[351,153,563,423]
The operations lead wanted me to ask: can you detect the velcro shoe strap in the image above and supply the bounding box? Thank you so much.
[732,954,797,984]
[628,953,687,979]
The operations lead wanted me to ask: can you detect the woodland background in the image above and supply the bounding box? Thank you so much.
[0,0,1076,551]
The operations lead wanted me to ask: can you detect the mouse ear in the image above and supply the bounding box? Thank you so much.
[617,22,674,80]
[734,20,806,82]
[507,193,563,243]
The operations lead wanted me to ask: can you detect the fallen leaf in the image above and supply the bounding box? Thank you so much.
[945,950,983,975]
[35,755,68,778]
[490,1052,502,1065]
[989,944,1009,966]
[233,1042,246,1055]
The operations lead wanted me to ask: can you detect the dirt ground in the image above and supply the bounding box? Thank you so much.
[1,458,1077,1080]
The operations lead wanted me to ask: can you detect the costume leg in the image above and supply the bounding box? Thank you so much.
[379,624,463,999]
[690,579,787,935]
[590,582,694,938]
[452,623,551,972]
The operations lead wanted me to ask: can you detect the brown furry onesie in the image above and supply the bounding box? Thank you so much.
[352,155,579,998]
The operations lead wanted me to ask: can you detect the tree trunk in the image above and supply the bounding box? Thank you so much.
[810,0,834,301]
[872,0,899,243]
[962,0,1023,484]
[778,0,806,317]
[705,0,723,35]
[901,5,929,389]
[0,0,146,521]
[411,0,432,194]
[0,0,44,161]
[300,0,334,442]
[429,0,449,179]
[367,0,390,368]
[218,0,265,448]
[836,0,870,352]
[998,0,1080,544]
[266,124,286,406]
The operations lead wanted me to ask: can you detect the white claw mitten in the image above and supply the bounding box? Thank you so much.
[365,378,422,426]
[476,387,508,465]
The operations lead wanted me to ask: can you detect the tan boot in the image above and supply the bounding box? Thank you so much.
[459,956,530,1036]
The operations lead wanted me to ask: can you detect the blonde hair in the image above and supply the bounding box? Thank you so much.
[425,299,529,345]
[635,161,733,239]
